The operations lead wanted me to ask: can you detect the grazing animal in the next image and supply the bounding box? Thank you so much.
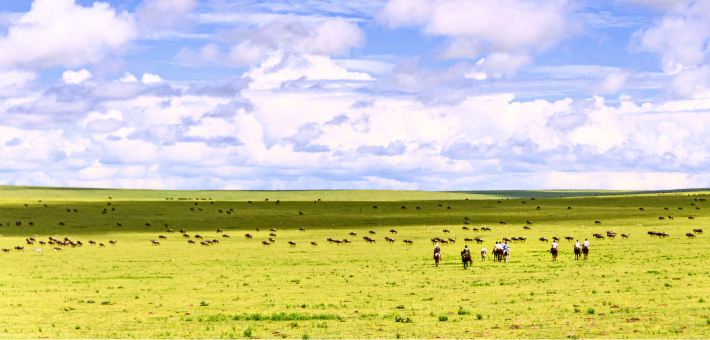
[14,246,23,251]
[217,229,222,233]
[621,234,629,238]
[475,238,484,244]
[499,221,506,225]
[109,240,117,245]
[447,207,452,209]
[565,236,573,241]
[288,241,296,246]
[159,235,167,239]
[349,232,357,236]
[536,206,541,210]
[689,216,695,219]
[462,226,469,230]
[195,235,203,239]
[151,240,160,245]
[34,248,42,254]
[658,216,665,220]
[552,236,560,241]
[639,207,644,211]
[539,237,548,242]
[167,229,173,233]
[183,234,190,238]
[270,228,276,231]
[270,233,276,237]
[299,212,304,215]
[262,241,270,246]
[401,206,406,209]
[464,238,473,242]
[372,206,377,209]
[311,242,318,246]
[567,207,572,210]
[443,229,450,233]
[686,233,696,238]
[523,226,531,230]
[594,221,601,224]
[299,228,306,231]
[390,229,397,234]
[54,247,62,251]
[416,207,421,210]
[526,221,532,225]
[664,207,669,210]
[369,231,376,234]
[100,243,105,247]
[188,240,196,244]
[693,229,703,233]
[222,234,230,238]
[668,216,674,220]
[269,238,276,243]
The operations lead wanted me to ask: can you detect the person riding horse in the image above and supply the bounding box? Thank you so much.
[582,238,590,260]
[574,239,582,260]
[550,240,558,261]
[434,243,442,267]
[461,245,472,269]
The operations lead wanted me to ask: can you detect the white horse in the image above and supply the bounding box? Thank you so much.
[33,248,42,254]
[480,248,487,261]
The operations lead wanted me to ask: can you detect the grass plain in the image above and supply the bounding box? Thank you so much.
[0,187,709,338]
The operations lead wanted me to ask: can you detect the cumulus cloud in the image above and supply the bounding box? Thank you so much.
[377,0,574,76]
[0,0,136,69]
[62,69,92,84]
[587,70,630,94]
[142,73,163,83]
[176,17,364,67]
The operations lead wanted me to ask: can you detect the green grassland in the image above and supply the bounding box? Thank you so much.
[0,188,710,338]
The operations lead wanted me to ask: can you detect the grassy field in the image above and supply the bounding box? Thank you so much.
[0,188,710,338]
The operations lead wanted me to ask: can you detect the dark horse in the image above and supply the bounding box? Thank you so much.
[574,246,581,260]
[461,253,472,269]
[582,246,589,260]
[551,248,558,261]
[434,252,441,267]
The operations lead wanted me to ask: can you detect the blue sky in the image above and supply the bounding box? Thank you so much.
[0,0,709,190]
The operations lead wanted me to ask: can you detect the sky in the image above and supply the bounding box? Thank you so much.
[0,0,709,191]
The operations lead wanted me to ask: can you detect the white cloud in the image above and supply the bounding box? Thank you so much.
[142,73,163,83]
[587,70,630,94]
[0,70,36,96]
[119,72,138,82]
[136,0,196,32]
[0,0,136,69]
[62,69,92,84]
[176,17,364,67]
[377,0,573,68]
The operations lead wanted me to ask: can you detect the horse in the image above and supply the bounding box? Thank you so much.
[434,252,441,267]
[481,248,487,261]
[582,246,589,260]
[462,253,472,269]
[550,247,558,261]
[502,248,510,262]
[574,246,581,260]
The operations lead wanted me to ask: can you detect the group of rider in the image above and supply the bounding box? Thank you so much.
[431,238,590,263]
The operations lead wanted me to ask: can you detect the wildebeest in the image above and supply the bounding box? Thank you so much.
[621,233,629,238]
[151,240,160,245]
[464,221,470,225]
[217,229,222,233]
[109,240,117,245]
[658,216,665,220]
[100,243,105,247]
[686,233,696,238]
[269,233,276,237]
[270,228,276,231]
[539,237,548,242]
[443,229,450,233]
[299,212,304,215]
[565,236,573,241]
[481,227,491,231]
[567,207,572,210]
[403,239,413,244]
[689,216,695,219]
[693,229,703,233]
[390,229,397,234]
[299,228,305,231]
[523,226,530,230]
[639,207,644,211]
[159,235,167,239]
[536,206,541,210]
[475,238,484,244]
[14,246,23,251]
[349,232,356,236]
[167,229,173,233]
[369,231,376,234]
[222,234,229,238]
[183,234,191,238]
[180,229,186,233]
[188,240,196,244]
[195,235,203,239]
[678,207,683,210]
[664,207,669,210]
[311,241,318,246]
[594,221,601,224]
[401,206,406,209]
[668,216,674,220]
[262,241,270,245]
[269,238,276,243]
[464,217,469,220]
[463,226,469,230]
[54,247,62,251]
[499,221,506,225]
[552,236,560,241]
[447,207,452,209]
[372,206,377,209]
[464,238,473,242]
[526,221,532,225]
[288,241,296,246]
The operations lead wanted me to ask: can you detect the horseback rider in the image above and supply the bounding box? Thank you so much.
[583,238,589,249]
[461,244,470,256]
[575,240,580,249]
[551,240,558,250]
[434,243,441,256]
[503,241,510,252]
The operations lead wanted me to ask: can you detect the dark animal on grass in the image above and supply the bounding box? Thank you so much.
[594,221,601,224]
[464,238,473,242]
[311,241,318,246]
[270,228,276,231]
[524,226,530,230]
[447,207,452,209]
[222,234,230,238]
[180,229,186,233]
[1,248,9,252]
[369,231,376,234]
[565,236,573,241]
[145,223,150,227]
[539,237,548,242]
[262,241,270,246]
[678,207,683,210]
[574,246,581,260]
[668,216,674,220]
[151,240,160,245]
[270,233,276,237]
[689,216,695,219]
[443,229,450,233]
[373,206,377,209]
[438,204,443,207]
[217,229,222,233]
[188,240,196,244]
[401,206,406,209]
[694,229,703,233]
[15,246,23,251]
[343,239,351,243]
[664,207,669,210]
[159,235,167,239]
[54,247,62,251]
[658,216,665,220]
[100,243,105,247]
[537,206,541,210]
[499,221,506,225]
[39,241,46,245]
[568,207,572,210]
[464,221,470,225]
[473,228,479,231]
[288,241,296,246]
[109,240,117,245]
[482,227,491,231]
[89,240,96,245]
[167,229,173,233]
[15,221,20,226]
[639,207,644,211]
[390,229,397,234]
[448,238,456,243]
[183,234,190,238]
[195,235,203,239]
[269,238,276,243]
[621,234,629,238]
[686,233,696,238]
[299,228,306,231]
[349,232,356,236]
[462,253,472,269]
[416,207,421,209]
[59,222,65,226]
[475,238,484,244]
[299,212,304,215]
